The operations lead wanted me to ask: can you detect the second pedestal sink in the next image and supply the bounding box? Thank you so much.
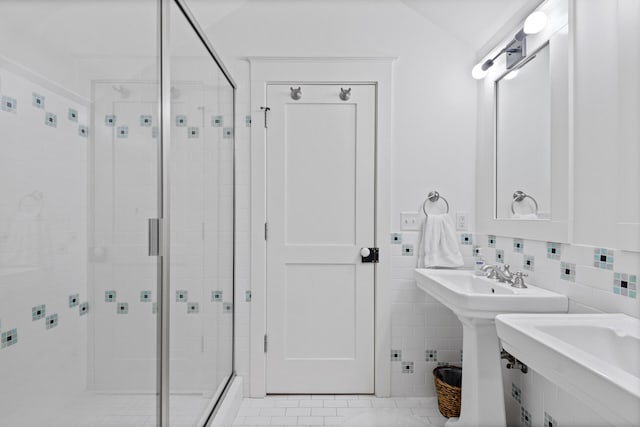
[415,269,568,427]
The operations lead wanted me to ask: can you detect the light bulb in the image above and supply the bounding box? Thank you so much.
[524,11,547,34]
[472,63,488,80]
[504,69,519,80]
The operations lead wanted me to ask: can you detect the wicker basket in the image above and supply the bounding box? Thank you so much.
[433,365,462,418]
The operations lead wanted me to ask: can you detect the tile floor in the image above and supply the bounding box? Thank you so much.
[232,395,447,427]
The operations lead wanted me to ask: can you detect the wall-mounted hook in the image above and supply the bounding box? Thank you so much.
[290,87,302,100]
[339,88,351,101]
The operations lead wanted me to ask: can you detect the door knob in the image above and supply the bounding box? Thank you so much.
[360,248,371,258]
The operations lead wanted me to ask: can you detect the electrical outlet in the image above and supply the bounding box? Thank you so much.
[400,212,421,230]
[456,211,468,230]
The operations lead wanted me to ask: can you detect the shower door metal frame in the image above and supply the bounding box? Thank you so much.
[158,0,237,425]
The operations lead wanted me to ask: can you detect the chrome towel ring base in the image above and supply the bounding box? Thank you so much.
[511,190,539,215]
[422,191,449,215]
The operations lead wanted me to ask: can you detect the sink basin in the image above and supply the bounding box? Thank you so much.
[414,269,568,427]
[415,269,568,319]
[496,313,640,426]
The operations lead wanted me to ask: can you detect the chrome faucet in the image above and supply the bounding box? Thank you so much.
[481,264,527,288]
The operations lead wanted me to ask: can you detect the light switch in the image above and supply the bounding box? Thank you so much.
[400,212,421,231]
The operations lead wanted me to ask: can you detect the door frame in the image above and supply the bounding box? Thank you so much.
[249,57,395,397]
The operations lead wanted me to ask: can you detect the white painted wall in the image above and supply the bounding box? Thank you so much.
[195,0,478,396]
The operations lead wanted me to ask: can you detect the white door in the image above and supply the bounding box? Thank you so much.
[265,84,376,394]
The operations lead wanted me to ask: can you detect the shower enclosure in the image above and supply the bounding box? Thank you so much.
[0,1,235,426]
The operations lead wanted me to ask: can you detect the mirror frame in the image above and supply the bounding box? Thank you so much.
[476,9,570,243]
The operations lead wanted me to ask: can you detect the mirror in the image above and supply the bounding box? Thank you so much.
[495,44,551,220]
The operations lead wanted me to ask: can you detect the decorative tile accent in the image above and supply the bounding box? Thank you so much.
[32,93,45,108]
[68,294,79,308]
[614,273,637,298]
[547,242,561,260]
[425,350,437,362]
[212,115,223,127]
[152,302,157,314]
[152,126,158,139]
[245,290,252,302]
[68,108,78,122]
[401,361,414,374]
[117,303,128,314]
[32,304,46,321]
[245,115,251,127]
[593,248,614,270]
[105,114,116,126]
[402,244,414,256]
[44,112,57,127]
[211,290,223,302]
[520,406,532,427]
[223,127,233,138]
[140,291,152,302]
[188,127,199,138]
[78,125,89,137]
[45,314,58,330]
[460,233,473,245]
[488,235,496,248]
[496,249,505,264]
[79,302,89,316]
[140,115,152,126]
[473,246,480,256]
[223,302,233,313]
[560,262,576,282]
[523,255,535,271]
[511,383,521,403]
[176,290,188,302]
[390,350,402,361]
[1,329,18,348]
[544,411,557,427]
[1,95,17,113]
[105,290,116,302]
[390,233,402,244]
[116,126,128,138]
[176,115,187,127]
[187,302,199,314]
[513,238,524,253]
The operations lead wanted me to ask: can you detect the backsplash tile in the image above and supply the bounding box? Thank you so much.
[187,302,199,314]
[188,127,199,138]
[32,305,46,321]
[78,125,89,137]
[523,255,535,271]
[68,294,79,308]
[116,126,128,138]
[79,302,89,316]
[402,244,414,256]
[401,361,414,374]
[496,249,504,264]
[140,291,151,302]
[211,290,223,302]
[593,248,614,270]
[1,95,17,113]
[176,290,188,302]
[520,406,532,427]
[460,233,473,245]
[223,127,233,138]
[614,273,636,298]
[32,93,44,108]
[560,262,576,282]
[544,411,556,427]
[513,238,524,253]
[117,303,128,315]
[223,302,233,313]
[68,108,78,122]
[211,115,223,127]
[547,242,561,260]
[176,115,187,127]
[390,350,402,361]
[44,112,57,128]
[105,114,116,126]
[391,233,402,244]
[105,290,116,302]
[1,328,18,348]
[511,383,521,403]
[45,314,58,330]
[425,350,437,362]
[140,114,152,126]
[488,235,496,247]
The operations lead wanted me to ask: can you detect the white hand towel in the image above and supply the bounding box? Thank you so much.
[415,214,464,268]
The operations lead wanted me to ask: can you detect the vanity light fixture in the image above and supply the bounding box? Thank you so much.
[471,11,548,79]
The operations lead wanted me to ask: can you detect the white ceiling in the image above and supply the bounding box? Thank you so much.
[400,0,537,53]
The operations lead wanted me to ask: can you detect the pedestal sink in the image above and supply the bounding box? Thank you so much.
[415,269,568,427]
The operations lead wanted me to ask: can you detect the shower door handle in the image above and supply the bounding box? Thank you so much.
[148,218,160,256]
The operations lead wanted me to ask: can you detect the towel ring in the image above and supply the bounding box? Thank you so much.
[422,191,450,215]
[511,190,539,215]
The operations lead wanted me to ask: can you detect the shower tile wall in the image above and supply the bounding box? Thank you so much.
[476,233,640,427]
[389,231,475,397]
[0,66,89,414]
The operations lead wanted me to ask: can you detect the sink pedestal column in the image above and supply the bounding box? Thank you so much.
[445,316,506,427]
